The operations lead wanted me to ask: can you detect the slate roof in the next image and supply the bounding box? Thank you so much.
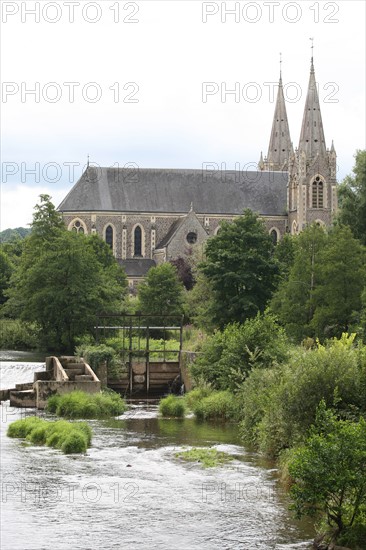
[155,218,186,249]
[117,258,156,278]
[57,167,288,216]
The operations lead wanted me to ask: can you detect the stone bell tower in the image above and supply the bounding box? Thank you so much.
[287,55,338,234]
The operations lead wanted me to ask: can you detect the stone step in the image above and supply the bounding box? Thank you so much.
[65,362,85,370]
[64,368,84,380]
[10,389,36,408]
[74,375,93,382]
[15,382,34,390]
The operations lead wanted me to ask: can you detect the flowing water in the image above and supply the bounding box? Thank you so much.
[0,353,315,550]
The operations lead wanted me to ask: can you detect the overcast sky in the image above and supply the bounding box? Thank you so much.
[1,0,365,229]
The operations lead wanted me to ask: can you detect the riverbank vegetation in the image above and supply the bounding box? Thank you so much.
[159,395,186,417]
[175,447,234,468]
[7,416,92,454]
[2,153,366,547]
[46,390,126,419]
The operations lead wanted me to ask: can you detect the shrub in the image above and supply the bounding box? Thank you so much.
[75,343,116,373]
[288,403,366,547]
[46,390,126,419]
[159,395,186,417]
[7,417,92,454]
[0,319,40,350]
[184,386,212,410]
[192,390,239,421]
[191,311,290,391]
[239,334,366,456]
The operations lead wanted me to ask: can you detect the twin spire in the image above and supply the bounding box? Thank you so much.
[260,54,332,171]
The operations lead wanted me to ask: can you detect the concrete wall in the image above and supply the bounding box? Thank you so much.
[35,380,101,409]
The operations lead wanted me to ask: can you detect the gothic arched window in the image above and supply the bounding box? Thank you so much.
[270,229,278,245]
[134,226,142,256]
[312,176,324,208]
[105,225,113,249]
[70,219,85,234]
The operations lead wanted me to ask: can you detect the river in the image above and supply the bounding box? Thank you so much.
[0,352,314,550]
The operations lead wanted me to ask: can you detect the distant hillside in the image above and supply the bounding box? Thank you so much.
[0,227,31,243]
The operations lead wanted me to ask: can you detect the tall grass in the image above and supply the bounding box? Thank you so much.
[159,395,186,418]
[7,417,92,454]
[191,390,239,421]
[46,390,126,419]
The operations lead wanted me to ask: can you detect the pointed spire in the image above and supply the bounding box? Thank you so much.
[265,61,293,171]
[298,51,327,159]
[258,151,264,170]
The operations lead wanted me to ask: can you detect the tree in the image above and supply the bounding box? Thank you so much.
[170,257,194,290]
[311,225,366,339]
[338,149,366,245]
[289,402,366,546]
[138,263,184,316]
[273,232,296,282]
[270,224,327,342]
[5,195,127,349]
[7,231,126,349]
[0,249,14,305]
[201,209,278,328]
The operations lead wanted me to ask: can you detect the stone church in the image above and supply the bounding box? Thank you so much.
[57,57,338,288]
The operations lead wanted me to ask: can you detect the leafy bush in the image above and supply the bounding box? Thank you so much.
[288,402,366,547]
[0,319,40,350]
[7,417,92,454]
[191,311,289,391]
[75,343,116,372]
[175,447,234,468]
[159,395,186,417]
[184,386,212,409]
[239,334,366,456]
[46,390,126,419]
[192,390,239,421]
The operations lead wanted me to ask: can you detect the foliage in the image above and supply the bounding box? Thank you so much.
[184,386,213,409]
[310,225,366,339]
[288,402,366,546]
[4,196,127,350]
[273,233,296,282]
[170,257,195,290]
[7,416,92,454]
[338,149,366,245]
[175,447,234,468]
[191,311,290,391]
[270,223,327,342]
[201,209,278,328]
[76,343,116,371]
[271,224,366,342]
[138,263,185,316]
[191,390,239,421]
[183,272,216,332]
[238,334,366,457]
[159,395,186,417]
[0,249,14,305]
[46,390,126,418]
[0,227,31,243]
[0,319,40,349]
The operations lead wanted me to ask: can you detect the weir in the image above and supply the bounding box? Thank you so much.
[96,314,186,398]
[0,356,101,409]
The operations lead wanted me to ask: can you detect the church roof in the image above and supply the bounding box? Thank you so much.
[57,167,288,216]
[266,72,293,170]
[117,258,156,278]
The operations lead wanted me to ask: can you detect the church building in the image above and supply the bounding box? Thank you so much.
[57,57,338,288]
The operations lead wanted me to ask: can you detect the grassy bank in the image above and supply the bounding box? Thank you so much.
[47,390,126,419]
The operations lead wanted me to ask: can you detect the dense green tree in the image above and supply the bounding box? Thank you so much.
[273,232,296,282]
[311,225,366,339]
[183,272,216,332]
[289,402,366,546]
[201,209,278,328]
[0,249,14,305]
[270,224,327,341]
[170,257,194,290]
[338,149,366,245]
[7,231,126,349]
[4,195,127,349]
[138,263,184,316]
